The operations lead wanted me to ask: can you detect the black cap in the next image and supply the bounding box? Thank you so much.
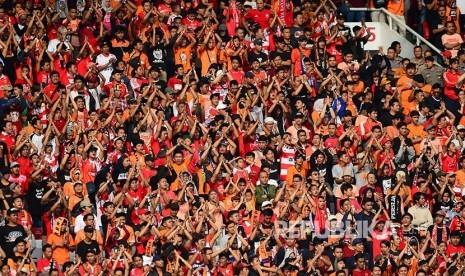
[295,112,304,118]
[258,135,269,142]
[84,225,94,233]
[245,71,254,78]
[298,35,307,42]
[7,208,19,216]
[111,69,122,76]
[336,12,345,19]
[153,255,163,262]
[352,238,364,246]
[101,41,110,48]
[253,39,263,45]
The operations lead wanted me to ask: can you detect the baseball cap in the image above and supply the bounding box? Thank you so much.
[73,181,83,187]
[436,171,446,177]
[253,39,263,45]
[153,255,163,262]
[261,201,272,208]
[137,209,150,216]
[295,112,304,118]
[84,225,94,233]
[264,117,276,124]
[380,78,391,86]
[435,210,447,217]
[10,162,20,168]
[7,208,19,216]
[245,71,254,78]
[352,238,364,246]
[298,35,307,42]
[457,125,465,131]
[165,87,174,94]
[425,124,435,131]
[336,12,345,19]
[9,183,20,191]
[218,24,227,31]
[111,69,122,76]
[101,41,110,48]
[80,201,93,208]
[328,215,337,221]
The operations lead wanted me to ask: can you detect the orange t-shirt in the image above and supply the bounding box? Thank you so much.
[396,75,413,108]
[170,159,190,191]
[174,45,193,73]
[47,233,75,265]
[387,0,404,15]
[74,229,104,245]
[407,123,426,154]
[291,48,311,76]
[200,47,219,76]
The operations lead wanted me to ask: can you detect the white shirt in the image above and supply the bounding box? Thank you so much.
[30,132,44,153]
[96,54,116,84]
[74,213,101,233]
[47,38,72,54]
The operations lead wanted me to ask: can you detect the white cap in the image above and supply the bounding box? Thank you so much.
[264,117,276,124]
[261,201,272,208]
[243,1,257,8]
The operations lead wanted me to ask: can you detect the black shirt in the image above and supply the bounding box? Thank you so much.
[144,42,167,71]
[26,180,47,217]
[0,224,27,258]
[76,239,101,262]
[247,51,268,65]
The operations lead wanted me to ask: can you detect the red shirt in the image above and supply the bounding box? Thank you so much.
[36,70,51,85]
[0,131,15,152]
[43,83,59,102]
[182,18,202,33]
[352,269,371,276]
[76,56,92,76]
[441,151,460,172]
[214,263,234,276]
[324,136,338,149]
[229,70,245,85]
[244,9,273,29]
[37,258,61,274]
[167,76,183,92]
[443,69,461,100]
[103,81,128,98]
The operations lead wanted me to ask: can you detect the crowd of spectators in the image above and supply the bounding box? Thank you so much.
[0,0,464,275]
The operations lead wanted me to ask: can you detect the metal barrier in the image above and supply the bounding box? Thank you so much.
[348,7,442,56]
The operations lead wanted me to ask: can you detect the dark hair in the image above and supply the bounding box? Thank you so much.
[340,183,352,194]
[413,192,424,203]
[339,198,350,209]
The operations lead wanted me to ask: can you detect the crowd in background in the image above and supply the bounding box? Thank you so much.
[0,0,464,275]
